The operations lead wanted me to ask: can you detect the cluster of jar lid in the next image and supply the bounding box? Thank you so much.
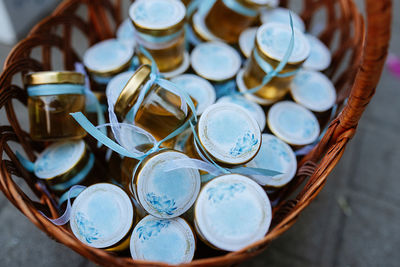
[21,0,337,264]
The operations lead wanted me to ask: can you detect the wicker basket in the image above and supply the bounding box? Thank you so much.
[0,0,391,266]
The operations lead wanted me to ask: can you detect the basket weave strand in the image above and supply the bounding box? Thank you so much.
[0,0,391,266]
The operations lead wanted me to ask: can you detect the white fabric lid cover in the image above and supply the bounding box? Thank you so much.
[260,7,306,32]
[303,33,332,71]
[239,27,257,58]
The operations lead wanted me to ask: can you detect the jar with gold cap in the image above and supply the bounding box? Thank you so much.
[237,22,310,105]
[184,103,262,167]
[83,39,134,92]
[25,71,86,141]
[69,183,134,252]
[130,150,201,219]
[114,65,195,141]
[194,173,272,251]
[129,0,189,77]
[33,140,105,195]
[130,215,196,264]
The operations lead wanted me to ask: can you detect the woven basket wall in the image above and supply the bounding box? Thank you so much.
[0,0,392,266]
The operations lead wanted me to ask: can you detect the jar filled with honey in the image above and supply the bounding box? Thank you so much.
[114,65,195,141]
[237,22,310,105]
[25,71,87,141]
[129,0,189,77]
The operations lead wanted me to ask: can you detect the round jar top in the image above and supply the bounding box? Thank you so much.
[190,42,242,82]
[130,215,195,264]
[135,150,201,218]
[24,71,85,85]
[217,94,266,131]
[83,39,133,76]
[256,22,310,64]
[106,70,135,106]
[70,183,134,248]
[195,174,272,251]
[34,140,85,179]
[247,134,297,187]
[116,19,136,48]
[129,0,186,32]
[291,70,337,112]
[303,34,332,71]
[171,74,216,115]
[198,103,262,165]
[260,7,306,32]
[268,101,320,146]
[239,27,257,58]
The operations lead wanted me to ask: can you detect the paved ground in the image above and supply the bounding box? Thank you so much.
[0,1,399,266]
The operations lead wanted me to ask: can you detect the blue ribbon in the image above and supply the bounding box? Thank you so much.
[27,84,85,97]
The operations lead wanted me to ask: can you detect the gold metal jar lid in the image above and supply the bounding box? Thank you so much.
[24,71,85,86]
[129,0,186,37]
[114,65,151,119]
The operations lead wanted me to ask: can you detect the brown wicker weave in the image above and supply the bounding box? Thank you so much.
[0,0,392,266]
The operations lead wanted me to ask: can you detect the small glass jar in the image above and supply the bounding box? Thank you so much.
[303,34,332,71]
[114,65,195,141]
[190,42,241,98]
[171,74,216,116]
[267,101,320,148]
[194,174,272,251]
[33,140,104,194]
[130,215,196,264]
[25,71,86,141]
[184,103,262,167]
[69,183,134,251]
[83,39,134,92]
[260,7,306,32]
[239,27,257,58]
[238,22,310,104]
[247,134,297,191]
[130,150,201,219]
[116,18,137,48]
[129,0,189,77]
[201,0,269,43]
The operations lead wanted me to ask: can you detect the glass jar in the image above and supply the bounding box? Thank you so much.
[33,140,105,195]
[69,183,134,251]
[129,150,201,219]
[83,39,134,92]
[194,174,272,251]
[116,18,136,48]
[267,101,320,148]
[114,65,195,141]
[303,34,332,71]
[246,134,297,191]
[129,0,189,77]
[184,103,262,167]
[130,215,196,264]
[238,22,310,105]
[25,71,87,141]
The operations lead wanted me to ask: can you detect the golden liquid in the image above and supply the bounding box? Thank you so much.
[205,0,256,43]
[137,32,186,73]
[28,94,86,141]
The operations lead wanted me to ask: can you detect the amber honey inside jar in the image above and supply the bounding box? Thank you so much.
[25,71,87,141]
[114,65,195,141]
[129,0,188,75]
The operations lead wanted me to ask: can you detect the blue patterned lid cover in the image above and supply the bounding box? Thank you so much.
[136,151,201,218]
[291,70,336,112]
[198,103,261,165]
[171,74,216,115]
[106,70,135,106]
[268,101,320,146]
[247,134,297,187]
[239,27,257,58]
[190,42,242,82]
[260,7,306,32]
[129,0,185,30]
[217,94,266,131]
[256,22,310,63]
[70,183,134,248]
[34,140,85,179]
[303,34,332,71]
[83,39,133,74]
[116,19,136,48]
[130,215,195,264]
[195,174,272,251]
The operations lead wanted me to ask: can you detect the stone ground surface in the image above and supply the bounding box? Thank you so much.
[0,1,399,266]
